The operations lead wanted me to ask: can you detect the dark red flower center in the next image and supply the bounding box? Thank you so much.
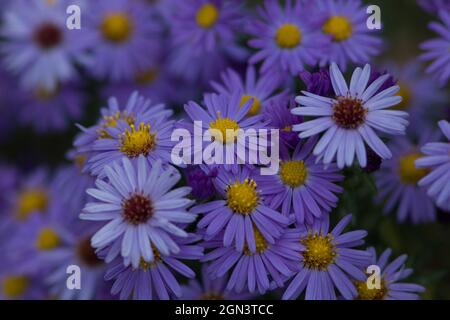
[33,22,63,49]
[122,193,154,225]
[332,96,367,129]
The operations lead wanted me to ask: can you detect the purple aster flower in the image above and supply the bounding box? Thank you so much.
[83,0,162,82]
[416,120,450,212]
[293,63,408,169]
[183,92,268,167]
[180,264,256,300]
[105,234,203,300]
[255,137,344,225]
[355,247,425,300]
[80,156,196,269]
[76,91,175,177]
[191,165,289,252]
[0,269,44,300]
[314,0,383,71]
[282,214,371,300]
[186,166,218,200]
[18,84,85,133]
[420,10,450,87]
[368,68,397,96]
[168,0,247,84]
[0,163,19,213]
[210,66,289,117]
[247,0,329,77]
[203,227,302,294]
[299,68,334,98]
[417,0,450,14]
[375,129,440,223]
[0,0,91,90]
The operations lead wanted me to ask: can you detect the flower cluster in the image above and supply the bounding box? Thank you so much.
[1,0,449,301]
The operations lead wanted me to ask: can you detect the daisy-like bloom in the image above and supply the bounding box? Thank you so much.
[247,0,329,77]
[262,98,301,158]
[416,120,450,212]
[168,0,246,84]
[76,91,174,177]
[84,0,162,82]
[420,10,450,87]
[80,156,196,269]
[181,264,256,300]
[105,234,203,300]
[0,267,44,300]
[0,0,91,90]
[355,247,425,300]
[203,227,302,294]
[210,66,288,117]
[282,214,371,300]
[44,226,106,300]
[314,0,383,70]
[183,92,268,166]
[191,165,289,252]
[417,0,450,14]
[18,84,84,133]
[375,130,439,223]
[292,63,408,169]
[255,137,344,225]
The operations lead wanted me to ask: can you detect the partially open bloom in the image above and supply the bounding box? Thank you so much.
[293,63,408,169]
[80,156,196,268]
[420,10,450,87]
[416,120,450,212]
[355,247,425,300]
[282,214,371,300]
[0,0,90,90]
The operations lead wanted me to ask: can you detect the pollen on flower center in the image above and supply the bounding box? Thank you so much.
[209,112,240,144]
[36,227,61,251]
[226,178,259,215]
[275,23,302,49]
[301,233,337,270]
[196,3,219,29]
[2,276,28,298]
[398,152,429,184]
[139,246,161,270]
[279,160,308,188]
[243,227,268,255]
[332,96,367,129]
[101,13,133,43]
[355,278,388,300]
[98,111,135,139]
[122,193,154,225]
[240,95,261,116]
[33,22,63,49]
[394,83,411,110]
[17,189,49,220]
[76,237,103,267]
[119,122,157,158]
[323,16,353,41]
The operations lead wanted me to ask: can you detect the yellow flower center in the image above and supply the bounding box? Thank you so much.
[301,233,336,270]
[209,112,240,144]
[2,276,28,298]
[139,246,161,270]
[34,87,58,100]
[226,178,259,215]
[36,227,61,251]
[355,278,388,300]
[275,23,302,49]
[17,189,49,220]
[240,95,261,116]
[119,122,157,158]
[201,292,225,300]
[244,227,268,255]
[135,68,159,85]
[74,154,87,170]
[279,160,308,188]
[394,83,411,110]
[398,152,429,184]
[97,111,135,139]
[101,13,133,43]
[282,125,292,132]
[323,16,353,41]
[196,3,219,29]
